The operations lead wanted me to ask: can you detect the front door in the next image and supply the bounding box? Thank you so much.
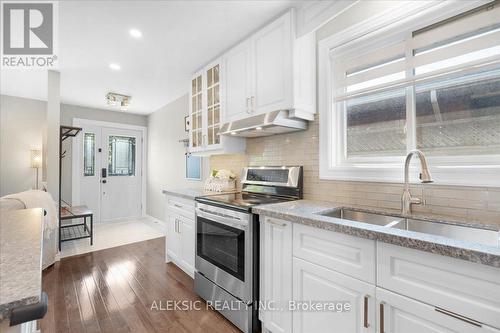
[77,124,142,223]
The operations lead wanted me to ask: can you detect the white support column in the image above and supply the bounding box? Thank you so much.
[46,70,60,200]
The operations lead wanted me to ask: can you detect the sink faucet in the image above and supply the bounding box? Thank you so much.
[402,150,433,215]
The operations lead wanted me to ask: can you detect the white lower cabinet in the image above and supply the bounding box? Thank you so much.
[260,217,500,333]
[377,242,500,329]
[166,214,181,262]
[293,257,376,333]
[376,288,500,333]
[165,195,195,278]
[178,214,195,274]
[261,217,293,333]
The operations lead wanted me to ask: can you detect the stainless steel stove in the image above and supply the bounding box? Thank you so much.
[194,166,303,333]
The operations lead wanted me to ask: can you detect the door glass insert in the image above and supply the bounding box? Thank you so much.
[197,216,245,281]
[83,132,95,176]
[108,135,136,176]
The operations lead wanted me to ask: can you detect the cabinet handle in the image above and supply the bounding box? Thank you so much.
[250,96,255,112]
[363,296,369,328]
[379,302,385,333]
[175,219,179,233]
[434,307,482,328]
[267,219,287,227]
[246,97,250,113]
[174,204,183,208]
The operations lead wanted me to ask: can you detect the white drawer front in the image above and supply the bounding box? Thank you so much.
[377,288,500,333]
[377,242,500,329]
[293,223,376,284]
[166,196,195,219]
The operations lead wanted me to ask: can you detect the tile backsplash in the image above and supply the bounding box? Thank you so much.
[210,117,500,226]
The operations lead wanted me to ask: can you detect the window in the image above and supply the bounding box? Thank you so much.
[108,136,136,176]
[320,2,500,185]
[83,133,95,176]
[186,155,202,180]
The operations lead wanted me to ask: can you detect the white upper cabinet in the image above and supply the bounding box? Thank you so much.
[189,72,204,151]
[189,9,315,152]
[221,9,316,123]
[252,11,293,115]
[205,63,222,148]
[222,40,253,122]
[189,59,245,155]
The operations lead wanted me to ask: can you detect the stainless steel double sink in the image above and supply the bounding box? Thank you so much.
[317,208,500,247]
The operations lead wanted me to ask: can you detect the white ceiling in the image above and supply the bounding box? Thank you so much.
[1,0,308,115]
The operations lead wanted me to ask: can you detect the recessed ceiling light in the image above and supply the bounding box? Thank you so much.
[109,63,121,71]
[129,28,142,38]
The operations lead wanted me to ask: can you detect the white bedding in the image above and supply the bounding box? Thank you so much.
[0,197,25,211]
[1,190,59,269]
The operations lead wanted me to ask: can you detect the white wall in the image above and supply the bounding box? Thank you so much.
[147,94,208,220]
[46,70,61,200]
[0,92,148,201]
[61,104,148,127]
[0,95,47,196]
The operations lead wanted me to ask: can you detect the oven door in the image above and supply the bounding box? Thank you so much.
[195,203,252,302]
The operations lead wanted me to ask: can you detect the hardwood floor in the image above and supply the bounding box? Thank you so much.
[38,237,241,333]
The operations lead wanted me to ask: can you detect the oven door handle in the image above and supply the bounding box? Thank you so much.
[196,208,248,230]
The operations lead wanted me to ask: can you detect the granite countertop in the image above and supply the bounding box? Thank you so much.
[0,208,44,322]
[162,187,237,200]
[253,200,500,268]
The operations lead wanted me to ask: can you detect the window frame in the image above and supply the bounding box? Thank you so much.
[319,0,500,187]
[185,155,202,181]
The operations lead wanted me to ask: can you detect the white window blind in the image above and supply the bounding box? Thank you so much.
[332,2,500,101]
[322,1,500,185]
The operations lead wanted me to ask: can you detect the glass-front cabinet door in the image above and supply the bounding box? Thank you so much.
[206,64,221,148]
[189,61,223,152]
[190,74,203,150]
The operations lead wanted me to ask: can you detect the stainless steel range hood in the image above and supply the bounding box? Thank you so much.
[219,110,308,138]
